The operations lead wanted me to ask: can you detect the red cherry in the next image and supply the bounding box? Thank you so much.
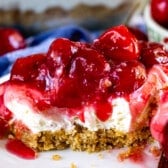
[6,139,37,159]
[69,47,107,87]
[0,28,26,56]
[140,41,168,68]
[109,61,146,95]
[47,38,77,77]
[151,0,168,28]
[93,25,140,61]
[10,53,49,90]
[53,42,109,108]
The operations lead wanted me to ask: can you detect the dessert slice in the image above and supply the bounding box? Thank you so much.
[0,25,166,157]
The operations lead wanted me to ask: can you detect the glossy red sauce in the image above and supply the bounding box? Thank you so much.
[0,118,9,138]
[6,139,37,160]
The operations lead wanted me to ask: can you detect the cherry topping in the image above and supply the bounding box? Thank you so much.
[93,25,140,61]
[0,95,12,121]
[10,53,49,90]
[47,38,77,77]
[6,139,37,160]
[109,61,146,95]
[151,0,168,28]
[53,42,110,108]
[0,28,26,56]
[0,118,9,138]
[140,41,168,68]
[94,102,112,121]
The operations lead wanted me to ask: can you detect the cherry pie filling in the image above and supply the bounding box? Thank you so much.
[6,25,148,122]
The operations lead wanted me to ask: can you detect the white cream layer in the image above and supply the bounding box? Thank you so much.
[75,98,132,132]
[5,92,132,134]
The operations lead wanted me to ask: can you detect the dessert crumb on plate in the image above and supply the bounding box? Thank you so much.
[52,154,62,161]
[70,162,77,168]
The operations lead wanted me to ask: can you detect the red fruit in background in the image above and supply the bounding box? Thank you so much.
[93,25,140,62]
[151,0,168,28]
[0,28,26,56]
[109,61,146,95]
[140,41,168,68]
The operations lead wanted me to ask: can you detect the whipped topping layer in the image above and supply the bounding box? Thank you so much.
[76,97,132,132]
[3,65,163,134]
[5,87,132,133]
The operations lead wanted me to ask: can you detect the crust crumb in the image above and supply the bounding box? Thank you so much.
[52,154,62,161]
[98,153,104,159]
[70,162,77,168]
[118,145,145,162]
[149,146,162,157]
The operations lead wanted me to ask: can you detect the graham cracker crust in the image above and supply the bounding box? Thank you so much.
[10,124,152,153]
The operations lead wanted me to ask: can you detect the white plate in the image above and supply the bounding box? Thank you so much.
[0,75,160,168]
[0,140,160,168]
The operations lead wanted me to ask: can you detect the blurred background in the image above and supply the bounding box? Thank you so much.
[0,0,149,36]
